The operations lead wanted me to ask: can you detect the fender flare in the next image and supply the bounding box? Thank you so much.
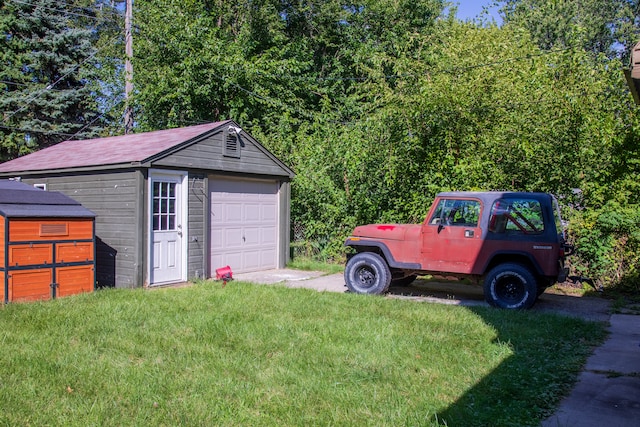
[345,239,421,270]
[481,250,547,277]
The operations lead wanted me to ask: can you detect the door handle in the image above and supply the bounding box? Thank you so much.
[465,230,474,238]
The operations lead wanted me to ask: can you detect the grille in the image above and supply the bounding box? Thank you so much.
[40,223,68,237]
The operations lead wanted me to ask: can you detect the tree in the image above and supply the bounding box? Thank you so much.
[130,0,640,287]
[499,0,638,58]
[492,1,640,289]
[0,0,114,160]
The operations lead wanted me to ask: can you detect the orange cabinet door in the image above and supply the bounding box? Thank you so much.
[56,265,95,297]
[55,242,94,263]
[8,244,53,267]
[8,269,53,302]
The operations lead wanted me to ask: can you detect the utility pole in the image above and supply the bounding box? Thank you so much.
[124,0,133,133]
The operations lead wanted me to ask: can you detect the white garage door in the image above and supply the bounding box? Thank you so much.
[210,178,279,274]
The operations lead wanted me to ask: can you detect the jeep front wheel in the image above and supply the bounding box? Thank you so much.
[345,252,391,294]
[483,263,537,309]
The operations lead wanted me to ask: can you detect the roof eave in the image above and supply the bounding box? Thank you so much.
[0,162,145,177]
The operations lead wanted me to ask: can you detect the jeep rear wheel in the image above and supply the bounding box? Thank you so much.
[345,252,391,294]
[483,263,537,309]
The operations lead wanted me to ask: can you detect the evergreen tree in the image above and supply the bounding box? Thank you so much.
[0,0,111,160]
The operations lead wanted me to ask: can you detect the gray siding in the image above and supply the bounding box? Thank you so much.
[187,173,207,278]
[153,130,292,178]
[22,170,144,289]
[279,181,291,268]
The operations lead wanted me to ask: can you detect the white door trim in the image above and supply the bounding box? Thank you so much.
[148,169,188,285]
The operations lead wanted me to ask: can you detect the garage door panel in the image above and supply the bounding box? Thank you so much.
[225,204,244,223]
[224,228,244,247]
[262,205,277,221]
[243,250,262,270]
[245,204,261,221]
[210,178,279,274]
[211,254,223,270]
[242,227,260,245]
[261,227,277,244]
[210,202,224,219]
[260,250,277,266]
[211,252,243,270]
[211,229,224,249]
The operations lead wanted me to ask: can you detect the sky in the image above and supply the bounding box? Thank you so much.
[453,0,503,24]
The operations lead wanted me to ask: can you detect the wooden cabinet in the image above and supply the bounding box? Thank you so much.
[0,217,95,303]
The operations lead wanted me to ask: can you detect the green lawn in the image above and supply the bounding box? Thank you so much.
[0,282,606,426]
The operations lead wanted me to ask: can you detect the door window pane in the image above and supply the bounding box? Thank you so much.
[429,199,480,226]
[153,181,177,231]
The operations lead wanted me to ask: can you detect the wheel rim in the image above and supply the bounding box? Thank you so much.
[355,265,377,289]
[494,274,526,304]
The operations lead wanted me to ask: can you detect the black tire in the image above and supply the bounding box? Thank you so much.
[536,286,546,297]
[483,263,538,309]
[390,274,418,287]
[344,252,392,294]
[537,278,553,296]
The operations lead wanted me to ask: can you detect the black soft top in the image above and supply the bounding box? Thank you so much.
[436,191,552,203]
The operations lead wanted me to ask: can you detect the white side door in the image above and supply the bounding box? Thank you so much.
[150,172,186,285]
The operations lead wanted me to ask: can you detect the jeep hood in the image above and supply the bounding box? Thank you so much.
[349,224,420,241]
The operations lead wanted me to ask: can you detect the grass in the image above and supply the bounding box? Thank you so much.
[0,282,606,426]
[286,257,344,274]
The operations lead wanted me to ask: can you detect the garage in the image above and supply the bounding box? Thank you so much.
[210,177,279,273]
[0,121,294,288]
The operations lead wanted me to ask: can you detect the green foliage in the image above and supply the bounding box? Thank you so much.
[131,1,640,284]
[0,1,637,286]
[500,0,636,57]
[569,201,640,289]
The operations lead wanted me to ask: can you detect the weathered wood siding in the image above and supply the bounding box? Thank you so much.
[21,170,144,289]
[279,181,291,268]
[187,173,207,279]
[153,129,291,178]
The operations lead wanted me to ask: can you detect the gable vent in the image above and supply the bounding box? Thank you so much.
[224,130,241,159]
[40,223,69,237]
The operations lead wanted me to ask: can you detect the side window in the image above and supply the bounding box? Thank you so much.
[429,199,480,227]
[488,198,544,234]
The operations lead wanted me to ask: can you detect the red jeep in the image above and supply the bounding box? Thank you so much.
[344,192,572,309]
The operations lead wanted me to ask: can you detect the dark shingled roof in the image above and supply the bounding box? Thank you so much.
[0,121,227,173]
[0,180,95,218]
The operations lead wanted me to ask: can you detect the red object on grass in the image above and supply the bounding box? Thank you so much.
[215,266,233,281]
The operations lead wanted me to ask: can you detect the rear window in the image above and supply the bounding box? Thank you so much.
[488,198,545,234]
